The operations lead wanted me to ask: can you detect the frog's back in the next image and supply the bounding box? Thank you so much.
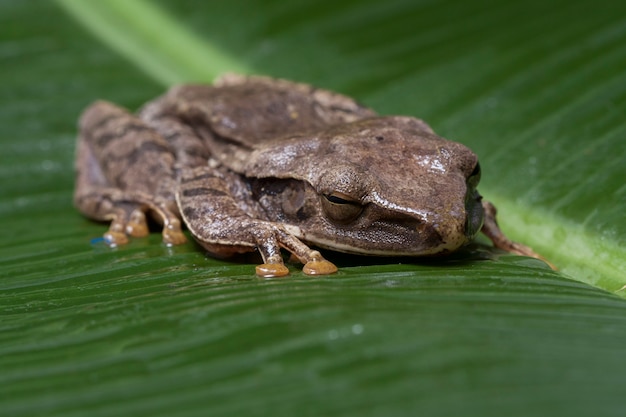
[168,74,377,147]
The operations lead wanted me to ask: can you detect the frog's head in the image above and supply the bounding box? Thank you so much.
[246,116,484,256]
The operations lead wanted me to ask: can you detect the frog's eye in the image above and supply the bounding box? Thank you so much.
[467,161,481,188]
[321,192,364,224]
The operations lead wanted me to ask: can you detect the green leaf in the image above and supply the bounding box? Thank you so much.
[2,0,626,416]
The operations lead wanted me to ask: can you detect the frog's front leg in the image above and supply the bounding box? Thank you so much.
[481,201,557,270]
[74,101,187,246]
[177,166,337,277]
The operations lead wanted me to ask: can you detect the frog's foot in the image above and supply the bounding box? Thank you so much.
[302,252,339,276]
[248,227,291,278]
[162,220,187,245]
[102,205,146,246]
[481,201,557,270]
[126,209,150,237]
[252,229,337,277]
[103,209,130,246]
[149,201,187,246]
[255,255,290,278]
[272,228,338,276]
[113,205,185,246]
[76,189,186,247]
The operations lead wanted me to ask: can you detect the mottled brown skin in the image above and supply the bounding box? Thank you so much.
[74,74,552,277]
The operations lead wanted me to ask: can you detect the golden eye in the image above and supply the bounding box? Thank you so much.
[321,192,364,224]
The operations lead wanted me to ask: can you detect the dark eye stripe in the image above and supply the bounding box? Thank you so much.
[324,194,361,205]
[325,194,350,204]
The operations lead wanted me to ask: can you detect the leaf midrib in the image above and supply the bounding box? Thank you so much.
[56,0,248,84]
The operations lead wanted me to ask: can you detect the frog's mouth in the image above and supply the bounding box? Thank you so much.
[289,206,477,257]
[297,224,467,257]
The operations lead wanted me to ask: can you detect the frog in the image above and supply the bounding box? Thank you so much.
[74,73,553,277]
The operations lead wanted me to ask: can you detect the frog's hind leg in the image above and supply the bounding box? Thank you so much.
[271,228,338,276]
[251,227,337,277]
[74,101,187,247]
[74,187,149,246]
[74,184,187,247]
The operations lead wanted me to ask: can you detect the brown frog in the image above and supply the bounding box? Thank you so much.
[74,74,552,277]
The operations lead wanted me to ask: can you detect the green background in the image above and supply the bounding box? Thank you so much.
[2,0,625,416]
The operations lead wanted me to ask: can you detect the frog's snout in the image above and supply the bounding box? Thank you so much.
[409,196,482,255]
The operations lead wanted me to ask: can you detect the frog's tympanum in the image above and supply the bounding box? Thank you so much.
[74,74,552,277]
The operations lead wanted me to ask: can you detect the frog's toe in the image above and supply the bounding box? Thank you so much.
[126,209,149,237]
[256,262,290,278]
[104,230,129,246]
[303,258,338,275]
[162,221,187,246]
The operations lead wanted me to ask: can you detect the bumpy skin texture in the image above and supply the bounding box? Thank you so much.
[75,74,551,277]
